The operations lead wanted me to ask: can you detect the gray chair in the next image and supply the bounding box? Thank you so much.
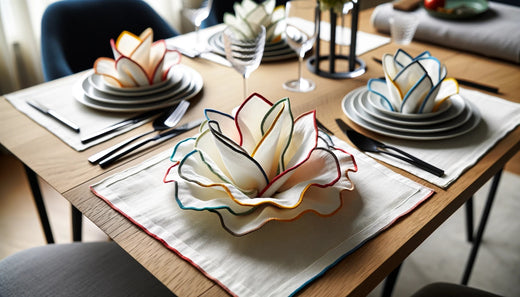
[411,282,503,297]
[0,241,177,297]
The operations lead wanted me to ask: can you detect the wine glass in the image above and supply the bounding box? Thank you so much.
[182,0,213,52]
[223,24,266,100]
[283,0,319,92]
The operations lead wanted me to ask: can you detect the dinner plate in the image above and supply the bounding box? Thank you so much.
[207,30,297,62]
[81,69,189,105]
[88,69,182,97]
[362,90,466,126]
[74,65,203,112]
[351,89,473,134]
[425,0,488,19]
[342,87,481,140]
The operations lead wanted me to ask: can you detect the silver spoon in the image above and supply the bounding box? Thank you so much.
[88,100,190,164]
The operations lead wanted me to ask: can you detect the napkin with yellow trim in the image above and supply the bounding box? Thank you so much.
[91,93,433,297]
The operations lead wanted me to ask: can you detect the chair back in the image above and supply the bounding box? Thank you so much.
[41,0,178,81]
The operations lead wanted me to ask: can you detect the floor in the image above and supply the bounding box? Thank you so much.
[1,151,519,296]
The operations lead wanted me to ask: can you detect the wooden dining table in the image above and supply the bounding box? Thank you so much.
[1,7,519,297]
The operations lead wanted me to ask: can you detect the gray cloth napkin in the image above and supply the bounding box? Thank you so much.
[370,2,520,63]
[4,71,151,151]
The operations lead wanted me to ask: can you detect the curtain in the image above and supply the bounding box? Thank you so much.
[0,0,184,96]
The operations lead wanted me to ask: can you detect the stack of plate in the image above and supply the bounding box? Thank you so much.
[73,64,203,112]
[342,87,481,140]
[207,30,296,62]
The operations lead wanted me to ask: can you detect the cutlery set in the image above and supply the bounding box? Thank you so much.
[87,100,202,168]
[335,118,444,177]
[27,98,200,168]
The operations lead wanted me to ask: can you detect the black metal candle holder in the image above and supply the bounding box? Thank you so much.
[307,0,366,79]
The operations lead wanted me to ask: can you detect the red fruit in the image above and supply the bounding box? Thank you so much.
[424,0,446,10]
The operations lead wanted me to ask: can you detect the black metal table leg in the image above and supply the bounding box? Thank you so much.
[461,169,503,285]
[23,164,54,244]
[72,206,82,242]
[381,263,402,297]
[465,197,474,242]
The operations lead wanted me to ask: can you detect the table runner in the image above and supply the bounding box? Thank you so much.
[370,2,520,63]
[353,88,520,189]
[91,136,433,297]
[4,72,150,151]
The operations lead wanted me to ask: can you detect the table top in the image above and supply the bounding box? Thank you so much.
[1,7,520,297]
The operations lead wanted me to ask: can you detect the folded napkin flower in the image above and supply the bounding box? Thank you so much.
[224,0,285,42]
[164,93,357,236]
[368,49,459,114]
[94,28,181,88]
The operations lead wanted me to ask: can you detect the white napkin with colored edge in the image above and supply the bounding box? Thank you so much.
[164,94,357,236]
[360,88,520,189]
[370,2,520,63]
[294,18,391,56]
[3,71,152,151]
[90,134,433,297]
[369,49,457,114]
[223,0,284,42]
[94,28,181,88]
[166,24,232,67]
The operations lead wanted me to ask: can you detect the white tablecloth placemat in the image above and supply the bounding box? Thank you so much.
[352,88,520,189]
[4,72,150,151]
[371,2,520,63]
[91,136,433,297]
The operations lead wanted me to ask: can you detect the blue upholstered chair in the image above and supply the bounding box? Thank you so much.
[41,0,179,81]
[34,0,178,243]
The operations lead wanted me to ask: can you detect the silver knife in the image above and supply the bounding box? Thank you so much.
[27,100,80,133]
[80,109,163,144]
[98,118,204,168]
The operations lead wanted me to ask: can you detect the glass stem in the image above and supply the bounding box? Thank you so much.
[195,26,200,51]
[298,54,304,85]
[243,76,247,99]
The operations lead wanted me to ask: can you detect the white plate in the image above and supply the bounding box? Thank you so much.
[88,69,182,97]
[360,89,466,126]
[81,69,190,105]
[74,65,203,112]
[351,89,473,134]
[342,87,481,140]
[367,89,452,120]
[207,30,297,62]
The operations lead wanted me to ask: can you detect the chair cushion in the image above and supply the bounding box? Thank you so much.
[0,242,176,297]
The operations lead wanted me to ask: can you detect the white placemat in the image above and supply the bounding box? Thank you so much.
[4,72,151,151]
[91,136,433,297]
[371,2,520,63]
[352,88,520,188]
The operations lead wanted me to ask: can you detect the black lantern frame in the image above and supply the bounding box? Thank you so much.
[307,0,366,79]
